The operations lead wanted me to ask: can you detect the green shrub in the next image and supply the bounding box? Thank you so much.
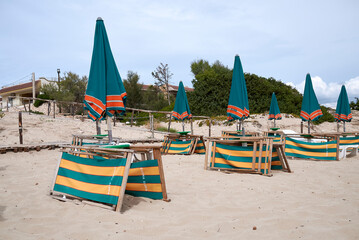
[156,126,177,133]
[34,93,50,107]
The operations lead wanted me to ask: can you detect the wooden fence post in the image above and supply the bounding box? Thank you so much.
[300,121,303,133]
[168,113,172,132]
[19,111,23,144]
[209,118,211,137]
[150,114,154,138]
[191,118,193,135]
[53,101,56,118]
[130,110,134,127]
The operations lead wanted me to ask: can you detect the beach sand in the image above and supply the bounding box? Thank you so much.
[0,111,359,239]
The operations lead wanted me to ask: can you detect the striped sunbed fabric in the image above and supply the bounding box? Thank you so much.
[285,137,338,161]
[165,139,195,154]
[126,159,163,199]
[194,140,205,154]
[53,152,127,205]
[53,152,165,205]
[210,142,281,174]
[339,136,359,146]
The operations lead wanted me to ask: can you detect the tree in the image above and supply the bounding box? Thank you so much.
[123,71,143,108]
[350,97,359,110]
[151,63,173,105]
[189,59,303,116]
[142,85,168,110]
[37,72,87,114]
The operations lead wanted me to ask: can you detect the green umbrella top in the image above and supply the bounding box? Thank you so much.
[84,17,127,121]
[227,55,249,121]
[268,92,282,120]
[335,85,352,122]
[172,81,192,120]
[300,73,322,121]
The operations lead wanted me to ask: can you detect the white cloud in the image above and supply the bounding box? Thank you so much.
[287,76,359,108]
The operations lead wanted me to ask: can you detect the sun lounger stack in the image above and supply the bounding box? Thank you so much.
[51,144,169,212]
[204,136,291,176]
[161,133,206,155]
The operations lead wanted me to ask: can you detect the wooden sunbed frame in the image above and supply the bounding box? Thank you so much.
[204,136,291,176]
[50,145,169,212]
[162,133,206,155]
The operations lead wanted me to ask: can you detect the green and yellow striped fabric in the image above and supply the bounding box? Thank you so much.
[126,159,163,200]
[165,139,194,154]
[339,136,359,146]
[54,152,164,205]
[210,142,282,174]
[194,140,205,154]
[54,152,126,205]
[285,137,338,160]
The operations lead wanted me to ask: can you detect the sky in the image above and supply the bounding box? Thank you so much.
[0,0,358,107]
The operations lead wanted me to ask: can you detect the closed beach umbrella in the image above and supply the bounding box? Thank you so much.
[268,92,282,127]
[173,81,192,131]
[84,17,127,140]
[227,55,249,131]
[335,85,352,132]
[300,73,322,133]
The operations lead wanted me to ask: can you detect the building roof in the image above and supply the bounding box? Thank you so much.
[0,80,41,95]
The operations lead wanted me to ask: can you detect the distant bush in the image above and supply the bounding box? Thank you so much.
[29,110,44,115]
[156,126,177,133]
[34,93,51,107]
[313,106,335,125]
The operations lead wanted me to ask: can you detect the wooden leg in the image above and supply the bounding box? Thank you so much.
[280,145,291,173]
[115,153,133,212]
[257,140,263,174]
[204,139,211,170]
[211,142,217,169]
[251,141,257,171]
[153,149,169,202]
[191,137,198,154]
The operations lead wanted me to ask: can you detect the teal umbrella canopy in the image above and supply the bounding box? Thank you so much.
[335,85,352,122]
[84,17,127,121]
[227,55,249,121]
[300,73,322,121]
[172,81,192,120]
[268,92,282,120]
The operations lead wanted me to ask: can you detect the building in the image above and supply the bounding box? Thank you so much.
[0,77,53,109]
[141,84,194,98]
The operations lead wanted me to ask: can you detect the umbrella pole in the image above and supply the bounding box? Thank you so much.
[274,119,276,128]
[241,119,245,136]
[107,115,113,143]
[96,119,101,135]
[182,120,185,132]
[343,121,346,132]
[308,120,310,134]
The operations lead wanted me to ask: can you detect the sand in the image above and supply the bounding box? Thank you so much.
[1,111,359,239]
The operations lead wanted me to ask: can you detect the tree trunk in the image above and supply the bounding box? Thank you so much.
[166,82,170,105]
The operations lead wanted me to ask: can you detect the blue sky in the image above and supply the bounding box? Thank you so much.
[0,0,358,107]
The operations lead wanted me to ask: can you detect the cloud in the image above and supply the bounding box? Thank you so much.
[286,76,359,108]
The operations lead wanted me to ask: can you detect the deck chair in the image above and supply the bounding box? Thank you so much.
[204,136,291,176]
[285,135,339,161]
[51,145,169,212]
[162,134,206,155]
[339,134,359,159]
